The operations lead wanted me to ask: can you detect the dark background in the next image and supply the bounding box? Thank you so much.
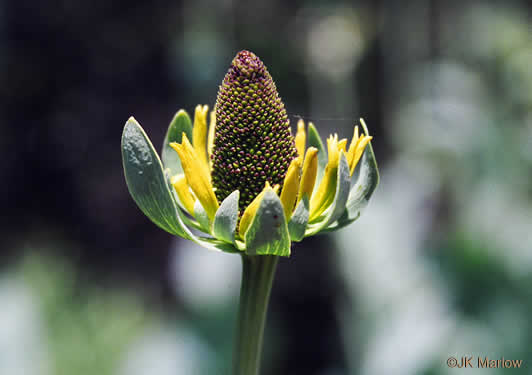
[2,1,532,374]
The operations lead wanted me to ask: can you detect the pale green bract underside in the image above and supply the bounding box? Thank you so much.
[121,114,379,256]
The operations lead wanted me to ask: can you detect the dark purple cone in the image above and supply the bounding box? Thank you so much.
[211,50,297,212]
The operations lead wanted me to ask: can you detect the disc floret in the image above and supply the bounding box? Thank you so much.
[211,50,298,212]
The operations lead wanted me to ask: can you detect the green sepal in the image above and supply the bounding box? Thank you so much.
[213,190,240,244]
[174,209,241,254]
[167,177,241,254]
[305,152,351,236]
[244,190,291,257]
[122,117,190,239]
[168,183,241,254]
[321,209,360,233]
[193,200,211,233]
[161,110,193,175]
[307,122,327,181]
[288,195,309,242]
[325,132,379,232]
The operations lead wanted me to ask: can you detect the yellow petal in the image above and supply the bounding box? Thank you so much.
[295,119,306,158]
[337,138,347,153]
[170,134,219,221]
[192,104,209,173]
[239,182,275,238]
[297,147,318,204]
[207,107,216,168]
[328,134,340,166]
[347,121,373,175]
[280,157,302,217]
[349,136,372,175]
[171,174,196,215]
[347,126,360,168]
[309,136,340,221]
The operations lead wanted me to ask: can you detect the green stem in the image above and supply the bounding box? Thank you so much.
[233,254,279,375]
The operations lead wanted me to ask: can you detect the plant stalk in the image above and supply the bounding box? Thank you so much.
[233,254,279,375]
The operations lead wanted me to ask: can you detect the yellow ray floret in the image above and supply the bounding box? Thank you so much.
[297,147,318,204]
[337,138,347,153]
[347,120,373,175]
[171,174,196,215]
[192,105,209,172]
[280,157,302,218]
[170,134,219,221]
[309,135,341,221]
[239,182,279,238]
[295,119,306,158]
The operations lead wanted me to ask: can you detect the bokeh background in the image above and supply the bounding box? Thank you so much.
[2,0,532,374]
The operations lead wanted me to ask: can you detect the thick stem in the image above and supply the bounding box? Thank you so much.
[233,254,279,375]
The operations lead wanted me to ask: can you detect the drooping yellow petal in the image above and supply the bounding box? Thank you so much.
[280,157,302,217]
[295,119,306,158]
[239,182,279,238]
[171,174,196,215]
[297,147,318,204]
[207,107,216,168]
[170,133,219,221]
[347,121,373,175]
[309,135,340,221]
[192,104,209,173]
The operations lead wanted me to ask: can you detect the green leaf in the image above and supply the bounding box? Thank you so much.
[307,122,327,181]
[244,190,291,257]
[161,110,193,175]
[213,190,240,244]
[288,195,309,242]
[121,117,189,238]
[326,135,379,232]
[194,200,211,233]
[305,153,351,236]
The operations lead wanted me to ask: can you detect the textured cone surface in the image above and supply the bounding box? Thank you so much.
[212,50,297,212]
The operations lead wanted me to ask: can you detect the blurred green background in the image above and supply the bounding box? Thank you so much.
[1,0,532,374]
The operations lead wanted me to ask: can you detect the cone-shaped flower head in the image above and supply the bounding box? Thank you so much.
[211,51,298,211]
[121,50,379,257]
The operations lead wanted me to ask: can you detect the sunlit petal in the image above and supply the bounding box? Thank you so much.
[295,119,306,158]
[193,104,209,173]
[280,157,302,217]
[170,133,219,220]
[298,147,318,204]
